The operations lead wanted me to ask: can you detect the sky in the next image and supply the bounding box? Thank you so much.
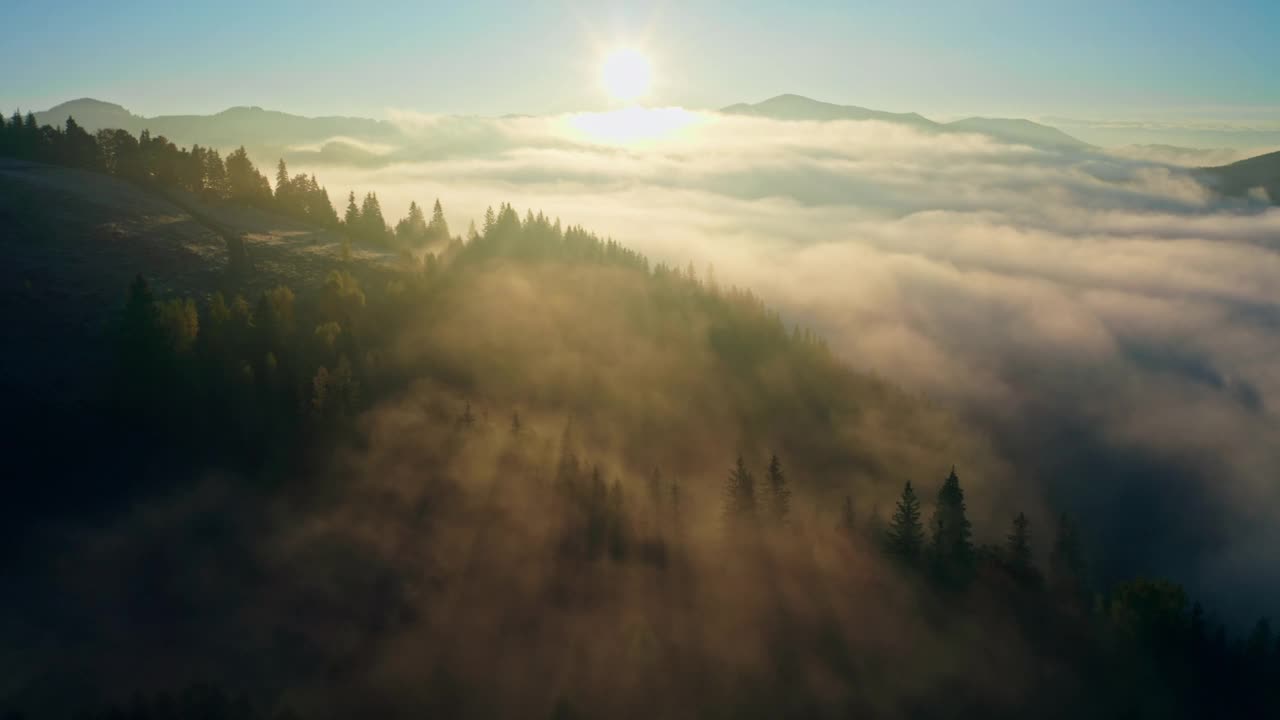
[3,0,1279,121]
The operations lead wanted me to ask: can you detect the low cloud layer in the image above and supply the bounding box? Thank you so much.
[290,110,1280,621]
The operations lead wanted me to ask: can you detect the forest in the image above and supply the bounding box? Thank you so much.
[2,113,1279,719]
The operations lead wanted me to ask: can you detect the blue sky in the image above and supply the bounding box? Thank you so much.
[3,0,1278,120]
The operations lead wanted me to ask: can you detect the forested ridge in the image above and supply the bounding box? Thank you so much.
[2,114,1278,720]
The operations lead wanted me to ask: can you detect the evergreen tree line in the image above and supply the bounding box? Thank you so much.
[103,192,823,478]
[0,112,453,249]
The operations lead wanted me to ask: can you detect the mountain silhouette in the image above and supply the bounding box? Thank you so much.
[722,94,1092,150]
[35,98,399,149]
[721,93,937,129]
[945,116,1090,150]
[1197,149,1280,204]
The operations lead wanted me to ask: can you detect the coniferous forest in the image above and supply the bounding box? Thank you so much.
[1,110,1277,719]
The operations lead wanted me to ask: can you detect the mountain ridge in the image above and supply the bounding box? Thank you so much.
[721,94,1093,150]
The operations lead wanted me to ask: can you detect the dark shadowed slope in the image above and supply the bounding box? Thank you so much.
[1196,150,1280,204]
[0,158,395,519]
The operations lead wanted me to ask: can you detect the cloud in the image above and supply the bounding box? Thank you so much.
[284,110,1280,622]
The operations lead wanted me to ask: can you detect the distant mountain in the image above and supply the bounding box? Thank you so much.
[1107,144,1254,167]
[944,117,1090,150]
[35,98,401,150]
[722,94,1091,151]
[36,98,144,133]
[1196,150,1280,204]
[722,94,938,130]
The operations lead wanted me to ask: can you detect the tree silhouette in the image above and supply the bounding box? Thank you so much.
[396,200,428,243]
[929,467,973,584]
[723,455,756,531]
[885,481,924,563]
[1004,511,1039,585]
[344,191,361,228]
[765,453,791,526]
[429,198,451,241]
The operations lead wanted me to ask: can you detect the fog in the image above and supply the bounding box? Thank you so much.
[287,110,1280,621]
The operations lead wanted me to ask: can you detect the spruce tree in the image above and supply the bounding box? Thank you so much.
[275,158,291,204]
[360,192,388,243]
[429,198,450,240]
[314,183,338,226]
[765,454,791,527]
[885,481,924,562]
[723,455,756,531]
[1005,511,1037,584]
[344,191,360,228]
[396,200,428,243]
[929,467,974,583]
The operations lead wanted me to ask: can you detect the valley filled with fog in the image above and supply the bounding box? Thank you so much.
[275,106,1280,621]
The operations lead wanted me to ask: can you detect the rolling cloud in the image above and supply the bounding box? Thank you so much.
[288,110,1280,622]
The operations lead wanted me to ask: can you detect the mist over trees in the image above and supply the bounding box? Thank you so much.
[2,114,1279,719]
[0,112,454,251]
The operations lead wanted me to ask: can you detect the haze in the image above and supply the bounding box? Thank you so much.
[3,2,1280,719]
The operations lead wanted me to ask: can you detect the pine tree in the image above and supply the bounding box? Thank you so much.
[203,149,229,198]
[457,401,475,430]
[396,200,428,243]
[314,182,339,226]
[428,198,450,241]
[722,455,756,531]
[1004,512,1038,584]
[344,191,360,227]
[482,206,496,236]
[765,454,791,527]
[224,147,268,203]
[885,481,924,562]
[929,467,973,583]
[275,159,291,203]
[360,192,388,243]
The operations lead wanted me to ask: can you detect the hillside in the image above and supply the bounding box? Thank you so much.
[0,156,1032,718]
[944,117,1091,150]
[4,121,1278,720]
[0,157,398,521]
[1196,149,1280,203]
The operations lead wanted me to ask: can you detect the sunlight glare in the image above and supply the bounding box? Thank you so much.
[601,48,652,103]
[567,107,701,146]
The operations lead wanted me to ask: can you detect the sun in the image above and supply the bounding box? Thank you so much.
[600,48,652,103]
